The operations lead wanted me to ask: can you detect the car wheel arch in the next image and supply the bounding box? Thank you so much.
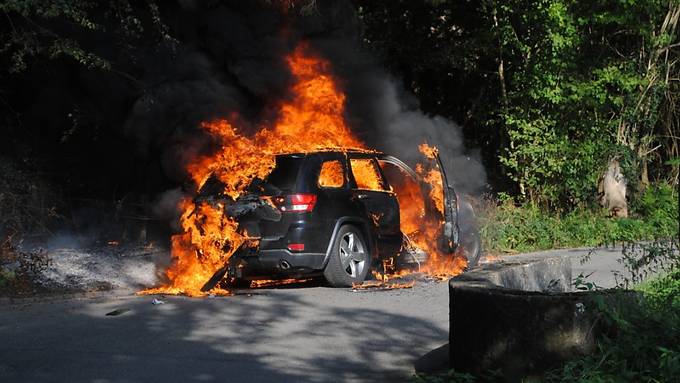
[321,217,375,269]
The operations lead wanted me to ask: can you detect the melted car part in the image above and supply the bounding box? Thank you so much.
[225,194,282,222]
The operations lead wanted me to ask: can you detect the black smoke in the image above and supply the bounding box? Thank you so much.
[126,0,485,194]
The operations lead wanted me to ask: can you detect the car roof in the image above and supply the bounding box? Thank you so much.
[275,148,383,158]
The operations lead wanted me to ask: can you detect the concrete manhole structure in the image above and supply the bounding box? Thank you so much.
[449,253,634,378]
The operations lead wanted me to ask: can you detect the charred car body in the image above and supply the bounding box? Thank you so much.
[197,150,480,288]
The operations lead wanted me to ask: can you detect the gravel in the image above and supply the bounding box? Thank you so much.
[35,244,162,293]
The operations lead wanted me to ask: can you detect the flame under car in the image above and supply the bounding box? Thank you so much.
[196,149,481,288]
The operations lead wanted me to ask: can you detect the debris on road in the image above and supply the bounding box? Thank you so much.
[151,298,165,305]
[351,272,418,291]
[249,278,314,289]
[351,280,416,292]
[105,308,130,316]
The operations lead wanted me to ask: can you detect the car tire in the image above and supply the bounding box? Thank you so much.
[458,198,482,267]
[324,225,371,287]
[460,229,482,267]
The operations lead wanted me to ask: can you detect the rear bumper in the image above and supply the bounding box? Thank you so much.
[229,249,326,280]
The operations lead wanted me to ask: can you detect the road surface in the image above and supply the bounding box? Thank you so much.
[0,246,629,383]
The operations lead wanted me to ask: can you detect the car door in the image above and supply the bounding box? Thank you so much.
[347,154,402,257]
[377,152,459,253]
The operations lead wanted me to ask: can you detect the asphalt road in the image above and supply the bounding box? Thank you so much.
[0,247,628,383]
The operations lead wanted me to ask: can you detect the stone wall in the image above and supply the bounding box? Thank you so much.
[448,255,631,378]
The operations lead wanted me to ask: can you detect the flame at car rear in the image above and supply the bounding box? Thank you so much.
[141,43,366,296]
[141,198,241,297]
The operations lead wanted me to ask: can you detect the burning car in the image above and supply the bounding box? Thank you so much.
[141,43,479,297]
[196,148,480,288]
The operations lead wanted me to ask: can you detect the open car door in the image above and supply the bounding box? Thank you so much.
[377,151,459,255]
[430,150,460,252]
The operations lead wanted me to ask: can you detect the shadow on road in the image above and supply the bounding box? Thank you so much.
[0,285,448,383]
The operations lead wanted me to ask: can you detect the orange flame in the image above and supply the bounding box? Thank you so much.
[376,143,467,282]
[142,43,365,296]
[414,144,468,279]
[318,160,345,188]
[350,158,386,191]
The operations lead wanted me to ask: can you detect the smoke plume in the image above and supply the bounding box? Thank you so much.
[121,0,486,204]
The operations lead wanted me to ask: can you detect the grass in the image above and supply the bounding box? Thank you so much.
[543,268,680,382]
[416,275,680,382]
[476,183,679,254]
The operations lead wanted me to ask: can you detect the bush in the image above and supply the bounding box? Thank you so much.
[0,235,50,295]
[639,269,680,312]
[477,185,679,255]
[633,184,679,235]
[544,240,680,382]
[545,264,680,382]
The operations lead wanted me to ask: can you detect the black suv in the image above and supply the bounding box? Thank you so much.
[198,150,480,288]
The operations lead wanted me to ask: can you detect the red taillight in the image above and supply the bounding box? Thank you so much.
[279,193,317,213]
[287,243,305,252]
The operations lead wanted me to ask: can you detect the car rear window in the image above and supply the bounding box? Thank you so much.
[350,158,388,191]
[264,156,304,191]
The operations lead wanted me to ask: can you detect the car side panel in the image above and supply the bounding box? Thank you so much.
[246,152,404,278]
[257,152,362,255]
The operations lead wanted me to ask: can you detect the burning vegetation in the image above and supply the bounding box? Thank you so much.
[141,42,467,297]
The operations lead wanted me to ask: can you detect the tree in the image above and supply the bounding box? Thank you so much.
[356,0,679,208]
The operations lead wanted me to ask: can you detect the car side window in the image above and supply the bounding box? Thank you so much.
[318,159,345,188]
[349,158,389,191]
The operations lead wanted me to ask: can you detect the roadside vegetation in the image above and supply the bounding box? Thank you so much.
[359,0,678,257]
[543,240,680,382]
[476,183,679,254]
[359,0,679,207]
[0,235,50,296]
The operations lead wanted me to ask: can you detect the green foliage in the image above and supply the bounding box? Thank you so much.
[477,187,678,254]
[572,272,602,291]
[357,0,679,208]
[640,269,680,312]
[1,0,107,73]
[633,183,679,234]
[545,251,680,383]
[497,0,679,205]
[544,304,680,382]
[0,0,174,74]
